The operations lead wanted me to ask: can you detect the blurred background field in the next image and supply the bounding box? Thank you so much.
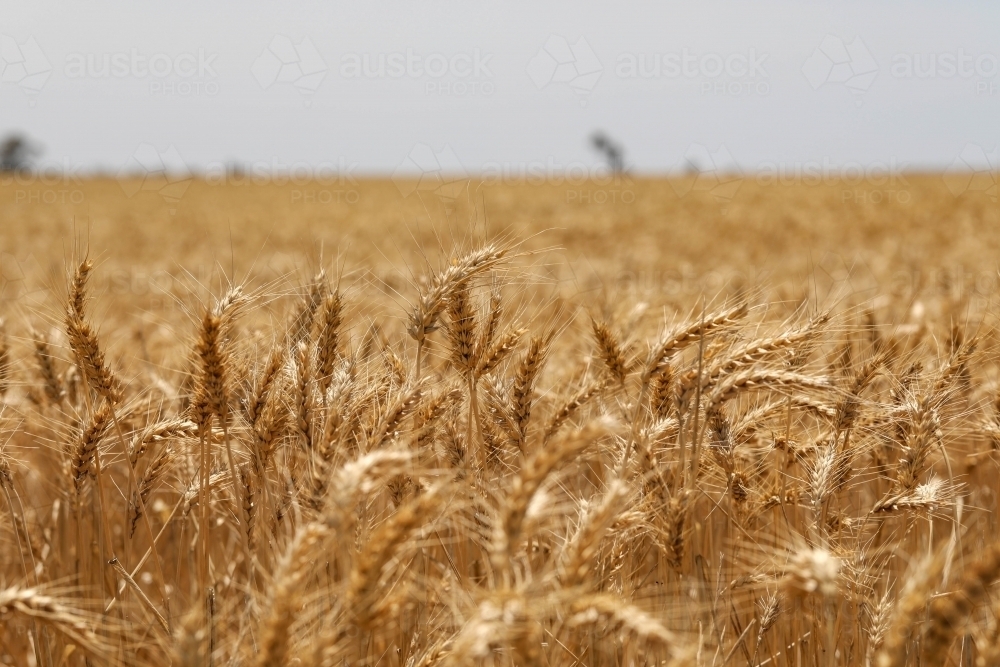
[2,176,997,312]
[2,175,996,384]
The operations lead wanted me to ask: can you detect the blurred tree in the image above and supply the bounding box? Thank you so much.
[590,131,625,175]
[0,134,38,172]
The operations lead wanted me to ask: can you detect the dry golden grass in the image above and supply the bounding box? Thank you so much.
[0,176,999,666]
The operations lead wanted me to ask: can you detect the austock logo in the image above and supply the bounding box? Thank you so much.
[392,144,469,201]
[64,48,220,96]
[203,157,359,187]
[478,158,633,204]
[0,35,52,98]
[340,49,494,79]
[802,35,878,105]
[340,48,495,96]
[668,143,743,213]
[1,157,87,205]
[891,51,999,97]
[756,157,912,205]
[891,50,998,80]
[944,143,998,203]
[527,35,602,102]
[64,49,219,79]
[0,251,44,301]
[252,35,327,96]
[614,265,758,297]
[117,144,192,213]
[203,158,361,206]
[615,48,770,97]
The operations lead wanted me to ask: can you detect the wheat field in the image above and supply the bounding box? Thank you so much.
[1,176,1000,666]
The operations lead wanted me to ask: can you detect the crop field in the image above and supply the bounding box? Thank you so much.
[1,176,1000,666]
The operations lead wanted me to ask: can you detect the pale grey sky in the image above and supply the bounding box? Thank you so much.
[2,0,998,177]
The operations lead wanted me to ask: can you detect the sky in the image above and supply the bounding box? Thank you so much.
[1,0,998,179]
